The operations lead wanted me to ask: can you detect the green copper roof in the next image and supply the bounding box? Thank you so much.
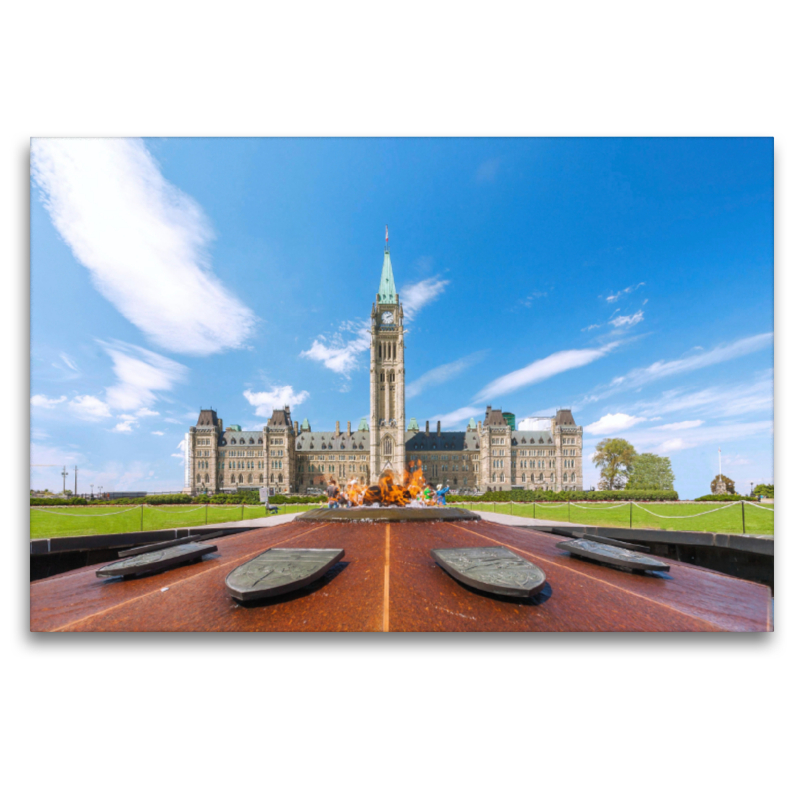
[300,418,310,431]
[358,417,369,431]
[407,417,419,431]
[377,248,397,304]
[467,418,477,430]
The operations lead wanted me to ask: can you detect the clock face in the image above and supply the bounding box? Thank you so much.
[381,311,394,325]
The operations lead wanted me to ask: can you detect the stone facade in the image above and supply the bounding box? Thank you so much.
[186,241,583,495]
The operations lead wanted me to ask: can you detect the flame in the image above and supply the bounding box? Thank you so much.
[326,460,440,507]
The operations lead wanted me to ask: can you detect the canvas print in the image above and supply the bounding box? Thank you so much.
[29,137,774,632]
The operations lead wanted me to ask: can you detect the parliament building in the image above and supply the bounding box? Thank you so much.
[185,240,584,495]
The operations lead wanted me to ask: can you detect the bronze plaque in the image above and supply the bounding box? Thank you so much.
[96,542,218,579]
[557,539,669,572]
[225,548,345,602]
[431,546,547,598]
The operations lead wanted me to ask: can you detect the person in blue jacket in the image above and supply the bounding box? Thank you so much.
[436,483,450,506]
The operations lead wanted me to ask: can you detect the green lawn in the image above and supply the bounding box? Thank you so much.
[449,501,774,536]
[29,503,323,539]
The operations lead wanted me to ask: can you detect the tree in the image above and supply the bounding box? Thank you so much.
[592,438,637,490]
[627,453,675,491]
[753,483,774,498]
[711,474,735,494]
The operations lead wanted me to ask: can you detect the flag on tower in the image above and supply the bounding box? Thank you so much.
[385,225,389,244]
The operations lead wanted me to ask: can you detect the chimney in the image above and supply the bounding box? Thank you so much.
[425,421,430,434]
[478,421,482,432]
[293,421,299,434]
[335,421,340,435]
[284,405,290,413]
[347,421,351,434]
[437,421,441,435]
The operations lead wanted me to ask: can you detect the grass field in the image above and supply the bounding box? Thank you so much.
[29,503,323,539]
[450,501,774,536]
[29,500,774,538]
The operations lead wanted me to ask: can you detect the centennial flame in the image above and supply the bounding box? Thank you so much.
[332,460,439,507]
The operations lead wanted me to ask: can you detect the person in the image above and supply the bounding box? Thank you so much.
[436,483,450,506]
[422,483,434,504]
[326,478,340,509]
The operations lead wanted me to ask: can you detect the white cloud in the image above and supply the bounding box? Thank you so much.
[584,412,647,435]
[431,406,484,429]
[652,420,704,431]
[60,353,78,371]
[152,431,165,436]
[31,138,257,356]
[605,282,645,303]
[301,320,371,377]
[584,419,773,456]
[136,408,160,417]
[69,395,112,419]
[31,394,67,409]
[244,386,310,417]
[407,351,487,399]
[102,340,188,411]
[609,310,644,328]
[476,344,618,402]
[613,333,773,391]
[400,277,449,321]
[113,420,134,433]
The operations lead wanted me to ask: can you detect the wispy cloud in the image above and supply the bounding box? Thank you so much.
[407,351,487,399]
[102,341,188,411]
[244,386,310,416]
[152,431,165,436]
[609,310,644,328]
[652,419,704,431]
[585,419,773,455]
[400,277,449,321]
[475,343,619,403]
[301,320,371,377]
[605,282,645,303]
[584,334,774,407]
[475,158,501,183]
[584,412,647,435]
[31,394,67,409]
[432,406,484,429]
[31,138,257,356]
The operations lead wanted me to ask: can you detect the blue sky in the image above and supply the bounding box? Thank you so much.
[30,137,773,498]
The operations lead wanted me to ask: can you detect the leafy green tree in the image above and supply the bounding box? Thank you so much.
[592,438,637,490]
[753,483,774,498]
[627,453,675,491]
[711,474,735,494]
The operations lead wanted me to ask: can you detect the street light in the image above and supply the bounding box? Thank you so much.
[750,481,754,497]
[90,484,94,499]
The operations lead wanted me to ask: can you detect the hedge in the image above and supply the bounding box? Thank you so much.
[448,489,679,503]
[693,494,752,502]
[30,497,88,506]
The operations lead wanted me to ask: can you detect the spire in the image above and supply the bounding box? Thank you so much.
[377,226,397,304]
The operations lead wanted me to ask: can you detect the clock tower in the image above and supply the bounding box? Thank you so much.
[370,229,406,479]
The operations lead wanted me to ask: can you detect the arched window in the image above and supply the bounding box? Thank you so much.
[248,474,253,484]
[380,372,385,383]
[383,437,393,456]
[259,474,263,483]
[204,474,209,483]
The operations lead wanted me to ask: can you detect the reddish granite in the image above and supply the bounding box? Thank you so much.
[30,518,772,632]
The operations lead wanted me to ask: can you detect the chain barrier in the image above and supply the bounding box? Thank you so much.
[631,501,739,519]
[570,503,630,511]
[745,501,774,512]
[30,505,144,517]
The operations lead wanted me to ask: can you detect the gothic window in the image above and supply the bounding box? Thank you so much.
[238,474,243,484]
[383,437,393,456]
[380,372,385,382]
[248,474,253,483]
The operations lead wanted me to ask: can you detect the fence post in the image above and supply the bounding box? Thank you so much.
[630,502,632,528]
[741,500,745,534]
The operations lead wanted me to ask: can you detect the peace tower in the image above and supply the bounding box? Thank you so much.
[369,231,406,478]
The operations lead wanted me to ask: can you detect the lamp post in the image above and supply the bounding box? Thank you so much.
[750,481,754,497]
[90,484,94,499]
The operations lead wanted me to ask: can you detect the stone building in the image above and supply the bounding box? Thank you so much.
[186,239,583,495]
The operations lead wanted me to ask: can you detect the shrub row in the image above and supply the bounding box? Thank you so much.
[693,494,752,502]
[449,489,679,503]
[30,497,89,506]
